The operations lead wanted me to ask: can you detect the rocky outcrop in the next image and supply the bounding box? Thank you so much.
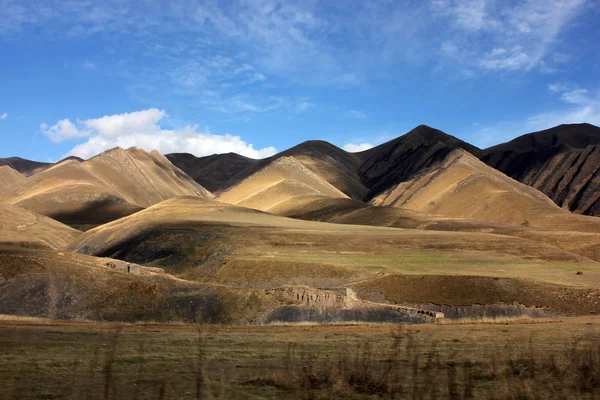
[265,286,443,320]
[266,286,352,308]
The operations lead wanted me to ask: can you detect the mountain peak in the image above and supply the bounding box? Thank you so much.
[401,125,482,153]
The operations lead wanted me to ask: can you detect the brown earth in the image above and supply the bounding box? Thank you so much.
[0,247,437,324]
[352,274,600,316]
[0,247,274,323]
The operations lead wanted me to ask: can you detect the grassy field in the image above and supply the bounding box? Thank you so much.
[1,316,600,399]
[231,250,600,288]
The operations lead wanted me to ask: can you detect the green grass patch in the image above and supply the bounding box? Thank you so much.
[239,251,529,270]
[545,263,600,272]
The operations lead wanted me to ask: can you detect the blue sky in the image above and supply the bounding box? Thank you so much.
[1,0,599,161]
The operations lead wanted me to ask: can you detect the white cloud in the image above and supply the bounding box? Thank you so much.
[479,46,532,71]
[432,0,489,31]
[343,143,374,152]
[44,108,277,160]
[41,119,91,142]
[68,128,277,160]
[548,83,575,93]
[561,89,589,105]
[345,110,368,119]
[0,113,7,120]
[84,109,165,137]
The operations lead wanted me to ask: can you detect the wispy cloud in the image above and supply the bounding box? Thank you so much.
[469,83,600,147]
[433,0,586,73]
[42,108,277,159]
[202,94,287,114]
[526,85,600,128]
[432,0,490,31]
[1,0,590,106]
[0,113,7,120]
[479,46,532,71]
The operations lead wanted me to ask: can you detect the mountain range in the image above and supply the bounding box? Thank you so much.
[1,122,600,324]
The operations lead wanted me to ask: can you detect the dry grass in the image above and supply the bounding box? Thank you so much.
[248,330,600,399]
[2,317,600,399]
[65,196,600,291]
[436,316,563,325]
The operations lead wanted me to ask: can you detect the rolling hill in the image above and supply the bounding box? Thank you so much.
[481,123,600,216]
[53,195,600,320]
[0,203,80,250]
[357,125,482,202]
[0,166,25,193]
[0,246,277,323]
[169,123,600,234]
[217,156,349,213]
[166,152,257,193]
[3,122,600,325]
[168,140,368,199]
[67,196,597,285]
[0,157,52,176]
[0,156,84,176]
[0,147,212,229]
[367,148,600,231]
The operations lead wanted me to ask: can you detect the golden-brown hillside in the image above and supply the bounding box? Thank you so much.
[0,147,212,229]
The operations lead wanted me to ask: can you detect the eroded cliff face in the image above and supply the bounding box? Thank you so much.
[262,286,443,324]
[265,286,354,308]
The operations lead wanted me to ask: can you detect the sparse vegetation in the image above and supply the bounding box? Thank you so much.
[1,317,600,399]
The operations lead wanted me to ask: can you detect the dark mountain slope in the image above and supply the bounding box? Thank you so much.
[357,125,482,201]
[165,152,257,193]
[0,157,52,176]
[481,123,600,216]
[0,155,85,177]
[168,140,368,199]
